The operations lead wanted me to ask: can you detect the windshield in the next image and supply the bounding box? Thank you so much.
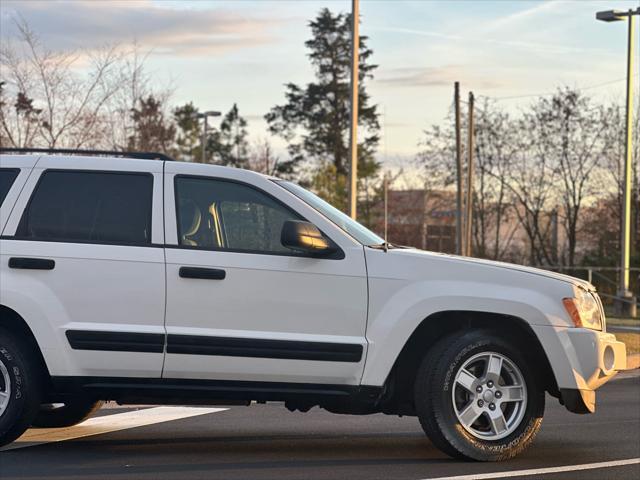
[275,180,384,246]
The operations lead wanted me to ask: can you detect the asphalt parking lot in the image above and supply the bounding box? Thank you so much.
[1,373,638,480]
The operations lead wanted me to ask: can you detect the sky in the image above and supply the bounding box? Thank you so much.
[1,0,639,172]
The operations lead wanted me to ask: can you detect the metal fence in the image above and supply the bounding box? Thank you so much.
[539,266,639,316]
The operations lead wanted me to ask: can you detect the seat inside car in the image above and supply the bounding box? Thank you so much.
[179,199,202,246]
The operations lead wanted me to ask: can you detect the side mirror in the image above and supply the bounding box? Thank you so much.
[281,220,337,256]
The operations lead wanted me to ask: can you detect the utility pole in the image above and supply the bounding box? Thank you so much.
[550,208,559,265]
[454,82,464,255]
[596,7,639,316]
[348,0,360,219]
[465,91,475,257]
[384,172,389,249]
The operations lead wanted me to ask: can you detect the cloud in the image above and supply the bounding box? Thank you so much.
[0,0,286,57]
[377,65,504,90]
[480,0,560,33]
[372,24,608,57]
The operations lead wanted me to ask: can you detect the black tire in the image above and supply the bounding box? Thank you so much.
[415,329,545,461]
[0,327,43,448]
[32,399,103,428]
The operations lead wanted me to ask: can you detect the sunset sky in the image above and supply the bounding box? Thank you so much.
[2,0,638,169]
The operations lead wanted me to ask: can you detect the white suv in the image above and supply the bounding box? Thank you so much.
[0,150,627,461]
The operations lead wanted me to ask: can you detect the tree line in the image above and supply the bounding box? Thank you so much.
[418,89,639,269]
[1,10,637,270]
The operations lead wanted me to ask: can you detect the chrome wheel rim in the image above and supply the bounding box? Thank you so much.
[0,357,11,418]
[452,351,527,441]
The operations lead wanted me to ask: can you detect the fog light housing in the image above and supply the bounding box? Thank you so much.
[603,345,615,372]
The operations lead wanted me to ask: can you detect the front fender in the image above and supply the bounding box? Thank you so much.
[360,278,571,386]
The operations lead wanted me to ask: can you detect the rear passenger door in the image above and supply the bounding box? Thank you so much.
[0,157,166,378]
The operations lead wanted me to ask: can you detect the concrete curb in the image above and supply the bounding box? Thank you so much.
[627,353,640,370]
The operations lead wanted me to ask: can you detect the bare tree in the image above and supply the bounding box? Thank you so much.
[0,19,124,149]
[527,88,609,266]
[249,138,280,175]
[104,42,154,150]
[501,126,557,265]
[473,99,519,260]
[418,102,519,261]
[0,81,41,147]
[599,100,640,261]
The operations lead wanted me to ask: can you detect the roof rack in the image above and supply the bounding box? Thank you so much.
[0,148,175,161]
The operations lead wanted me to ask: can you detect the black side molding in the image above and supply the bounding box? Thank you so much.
[66,330,165,353]
[9,257,55,270]
[179,267,226,280]
[167,335,363,363]
[64,330,362,363]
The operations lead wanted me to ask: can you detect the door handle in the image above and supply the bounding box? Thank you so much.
[179,267,226,280]
[9,257,55,270]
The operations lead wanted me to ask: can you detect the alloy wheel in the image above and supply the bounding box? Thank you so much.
[451,351,528,441]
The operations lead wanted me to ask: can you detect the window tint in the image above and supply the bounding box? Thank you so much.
[175,177,302,254]
[0,168,19,206]
[276,180,384,246]
[17,171,153,245]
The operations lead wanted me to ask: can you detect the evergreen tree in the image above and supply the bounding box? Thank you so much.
[127,96,175,153]
[209,103,250,168]
[173,102,201,162]
[265,8,380,209]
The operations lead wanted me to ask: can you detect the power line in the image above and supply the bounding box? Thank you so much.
[478,74,639,102]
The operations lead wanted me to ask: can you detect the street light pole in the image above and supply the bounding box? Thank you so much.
[596,8,639,316]
[348,0,360,219]
[201,116,208,164]
[193,110,221,163]
[621,10,636,310]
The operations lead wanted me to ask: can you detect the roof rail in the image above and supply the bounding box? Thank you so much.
[0,148,175,161]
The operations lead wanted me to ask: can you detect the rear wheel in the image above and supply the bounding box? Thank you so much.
[415,330,544,461]
[0,327,43,447]
[32,399,103,428]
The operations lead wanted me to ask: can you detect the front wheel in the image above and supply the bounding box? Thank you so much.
[415,330,544,461]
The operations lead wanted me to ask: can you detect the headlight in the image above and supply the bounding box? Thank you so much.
[563,291,603,330]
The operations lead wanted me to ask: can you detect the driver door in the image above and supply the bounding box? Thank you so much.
[162,166,369,386]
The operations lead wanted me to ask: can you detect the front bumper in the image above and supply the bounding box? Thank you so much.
[558,329,627,413]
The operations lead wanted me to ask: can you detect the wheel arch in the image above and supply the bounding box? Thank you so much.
[0,304,51,384]
[379,310,558,416]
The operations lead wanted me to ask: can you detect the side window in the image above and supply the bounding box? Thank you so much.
[175,177,302,254]
[17,170,153,245]
[0,168,19,206]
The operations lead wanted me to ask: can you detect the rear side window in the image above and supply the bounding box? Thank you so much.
[0,168,19,206]
[17,170,153,245]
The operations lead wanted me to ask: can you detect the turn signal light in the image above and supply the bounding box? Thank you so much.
[562,292,603,330]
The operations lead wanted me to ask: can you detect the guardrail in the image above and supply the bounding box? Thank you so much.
[536,266,639,315]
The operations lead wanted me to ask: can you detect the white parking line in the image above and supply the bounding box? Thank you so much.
[1,406,227,452]
[421,458,640,480]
